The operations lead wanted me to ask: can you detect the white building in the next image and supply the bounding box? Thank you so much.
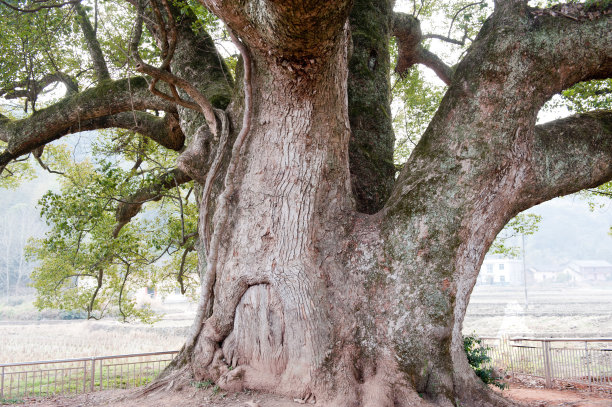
[562,260,612,282]
[528,266,561,283]
[477,258,524,285]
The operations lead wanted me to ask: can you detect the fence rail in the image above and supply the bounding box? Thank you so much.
[2,338,611,400]
[481,336,612,390]
[0,351,178,400]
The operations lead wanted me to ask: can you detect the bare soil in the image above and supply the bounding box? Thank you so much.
[8,379,612,407]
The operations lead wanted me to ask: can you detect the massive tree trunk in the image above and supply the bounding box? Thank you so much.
[161,2,611,406]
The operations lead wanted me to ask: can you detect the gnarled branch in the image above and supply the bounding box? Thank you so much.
[0,72,79,100]
[526,110,612,204]
[113,167,192,237]
[74,1,110,81]
[0,76,176,164]
[130,0,218,135]
[392,12,453,85]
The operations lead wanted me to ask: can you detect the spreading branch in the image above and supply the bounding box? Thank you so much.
[112,167,192,237]
[0,76,176,168]
[387,2,612,214]
[74,1,110,81]
[526,110,612,204]
[66,111,185,151]
[392,12,453,85]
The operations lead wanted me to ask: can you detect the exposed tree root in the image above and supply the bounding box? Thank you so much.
[137,365,192,396]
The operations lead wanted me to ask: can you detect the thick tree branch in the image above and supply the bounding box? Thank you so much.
[526,110,612,203]
[130,0,218,135]
[0,72,79,100]
[74,1,111,81]
[392,12,453,85]
[417,48,453,85]
[0,77,176,165]
[70,111,184,151]
[524,3,612,96]
[450,1,612,109]
[200,0,352,58]
[112,167,192,237]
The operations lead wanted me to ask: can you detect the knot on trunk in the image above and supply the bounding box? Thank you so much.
[177,123,214,184]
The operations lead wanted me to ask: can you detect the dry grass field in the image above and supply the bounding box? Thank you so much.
[0,320,188,363]
[1,284,611,365]
[463,284,612,337]
[0,298,195,364]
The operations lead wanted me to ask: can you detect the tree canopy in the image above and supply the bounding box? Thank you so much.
[0,0,611,404]
[1,0,608,321]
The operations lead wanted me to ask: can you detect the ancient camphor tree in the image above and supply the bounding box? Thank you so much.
[0,0,611,405]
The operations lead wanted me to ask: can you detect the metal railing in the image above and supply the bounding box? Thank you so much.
[0,351,178,400]
[480,336,612,390]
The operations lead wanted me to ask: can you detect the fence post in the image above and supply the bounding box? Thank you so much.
[585,342,591,391]
[542,340,552,388]
[1,366,5,398]
[90,358,96,392]
[504,336,515,379]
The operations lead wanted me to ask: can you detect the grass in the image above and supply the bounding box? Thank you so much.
[0,300,191,399]
[0,397,24,404]
[0,363,169,399]
[464,284,612,336]
[0,320,187,364]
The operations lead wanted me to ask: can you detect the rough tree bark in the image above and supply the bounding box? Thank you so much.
[1,0,611,406]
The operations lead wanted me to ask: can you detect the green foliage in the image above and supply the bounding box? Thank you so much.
[489,213,542,258]
[463,334,507,390]
[547,79,612,115]
[392,65,444,163]
[584,0,612,9]
[0,0,225,323]
[192,379,214,389]
[0,140,36,189]
[26,131,199,323]
[0,2,82,108]
[0,397,24,405]
[0,109,36,188]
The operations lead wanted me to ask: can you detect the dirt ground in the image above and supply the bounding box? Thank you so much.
[8,379,612,407]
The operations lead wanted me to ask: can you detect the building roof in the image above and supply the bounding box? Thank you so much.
[567,260,612,268]
[528,265,561,273]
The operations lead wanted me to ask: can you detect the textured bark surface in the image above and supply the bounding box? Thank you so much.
[172,2,611,406]
[347,0,396,214]
[186,6,356,399]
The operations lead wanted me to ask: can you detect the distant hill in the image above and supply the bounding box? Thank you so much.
[521,196,612,267]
